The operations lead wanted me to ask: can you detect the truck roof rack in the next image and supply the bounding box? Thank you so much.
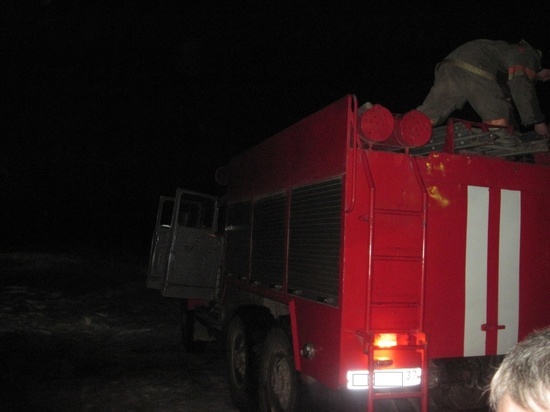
[409,119,549,158]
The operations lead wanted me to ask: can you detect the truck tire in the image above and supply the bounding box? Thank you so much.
[180,299,195,353]
[227,315,256,410]
[259,327,298,412]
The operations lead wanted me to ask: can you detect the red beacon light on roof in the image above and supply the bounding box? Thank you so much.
[358,103,432,149]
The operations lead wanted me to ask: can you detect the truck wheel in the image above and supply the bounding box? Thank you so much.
[180,299,195,352]
[259,327,298,412]
[227,315,256,409]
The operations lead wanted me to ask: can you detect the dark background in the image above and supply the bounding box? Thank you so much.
[2,2,549,255]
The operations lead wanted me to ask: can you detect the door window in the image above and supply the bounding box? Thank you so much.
[177,193,216,230]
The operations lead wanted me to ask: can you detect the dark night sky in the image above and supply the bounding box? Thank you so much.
[2,2,549,254]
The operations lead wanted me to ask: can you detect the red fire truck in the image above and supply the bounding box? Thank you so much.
[147,95,550,411]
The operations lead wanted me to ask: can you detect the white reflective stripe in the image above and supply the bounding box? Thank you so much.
[464,186,489,357]
[464,187,522,357]
[497,190,520,354]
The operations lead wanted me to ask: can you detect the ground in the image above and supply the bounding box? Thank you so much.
[0,251,492,411]
[0,251,238,411]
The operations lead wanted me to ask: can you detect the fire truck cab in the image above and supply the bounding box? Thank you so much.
[148,95,550,411]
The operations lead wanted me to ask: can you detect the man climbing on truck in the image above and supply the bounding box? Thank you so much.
[417,39,550,138]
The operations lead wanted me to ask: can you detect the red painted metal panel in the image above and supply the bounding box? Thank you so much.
[218,96,357,390]
[370,306,422,330]
[224,95,353,202]
[518,190,550,340]
[372,213,424,258]
[485,188,502,355]
[417,152,550,358]
[344,148,550,360]
[371,260,423,303]
[421,181,467,358]
[292,297,342,389]
[366,152,424,212]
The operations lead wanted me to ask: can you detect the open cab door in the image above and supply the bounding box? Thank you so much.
[147,189,222,300]
[147,196,174,290]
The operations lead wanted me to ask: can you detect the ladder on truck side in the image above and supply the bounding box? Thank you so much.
[362,150,428,412]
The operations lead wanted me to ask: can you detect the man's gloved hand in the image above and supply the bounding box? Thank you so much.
[536,69,550,82]
[534,122,549,138]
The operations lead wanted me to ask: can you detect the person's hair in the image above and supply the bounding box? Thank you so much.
[489,327,550,411]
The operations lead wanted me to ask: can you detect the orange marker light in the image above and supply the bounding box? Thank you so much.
[375,333,397,348]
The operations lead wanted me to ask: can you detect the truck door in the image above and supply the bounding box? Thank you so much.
[147,196,175,290]
[162,189,222,300]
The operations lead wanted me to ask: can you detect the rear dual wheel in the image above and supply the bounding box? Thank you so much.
[259,328,298,412]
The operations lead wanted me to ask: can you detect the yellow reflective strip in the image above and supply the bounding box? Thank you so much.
[443,58,496,81]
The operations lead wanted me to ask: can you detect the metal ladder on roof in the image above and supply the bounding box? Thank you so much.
[409,118,549,158]
[362,150,429,412]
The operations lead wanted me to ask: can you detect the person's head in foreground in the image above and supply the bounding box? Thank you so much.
[489,327,550,411]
